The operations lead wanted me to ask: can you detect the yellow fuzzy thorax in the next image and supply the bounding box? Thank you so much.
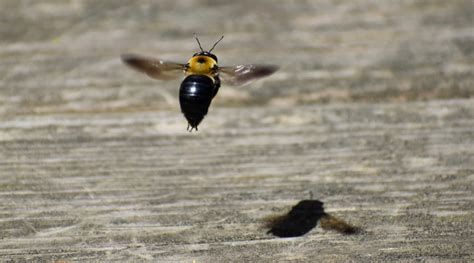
[186,56,217,79]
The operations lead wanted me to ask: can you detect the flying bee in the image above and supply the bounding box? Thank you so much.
[121,35,278,131]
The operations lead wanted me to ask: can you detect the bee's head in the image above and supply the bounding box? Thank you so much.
[193,34,224,63]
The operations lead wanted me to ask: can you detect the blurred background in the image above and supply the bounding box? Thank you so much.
[1,0,472,116]
[0,0,473,261]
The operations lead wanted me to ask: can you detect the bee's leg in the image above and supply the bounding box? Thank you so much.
[187,123,198,132]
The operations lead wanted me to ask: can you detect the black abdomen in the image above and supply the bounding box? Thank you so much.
[179,75,216,131]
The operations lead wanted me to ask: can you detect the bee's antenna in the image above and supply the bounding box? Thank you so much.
[193,33,204,52]
[209,35,224,52]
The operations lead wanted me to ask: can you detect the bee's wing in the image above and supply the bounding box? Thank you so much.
[121,53,185,80]
[219,64,279,86]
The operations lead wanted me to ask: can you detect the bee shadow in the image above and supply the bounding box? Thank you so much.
[264,199,360,238]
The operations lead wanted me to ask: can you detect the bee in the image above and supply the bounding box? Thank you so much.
[121,35,278,131]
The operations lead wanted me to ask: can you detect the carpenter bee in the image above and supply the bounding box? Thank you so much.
[121,35,278,131]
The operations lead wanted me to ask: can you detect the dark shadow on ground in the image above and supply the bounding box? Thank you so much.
[265,199,359,238]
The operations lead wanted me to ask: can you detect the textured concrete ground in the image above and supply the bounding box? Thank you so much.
[0,0,473,262]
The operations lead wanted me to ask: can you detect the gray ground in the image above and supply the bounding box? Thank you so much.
[0,0,473,262]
